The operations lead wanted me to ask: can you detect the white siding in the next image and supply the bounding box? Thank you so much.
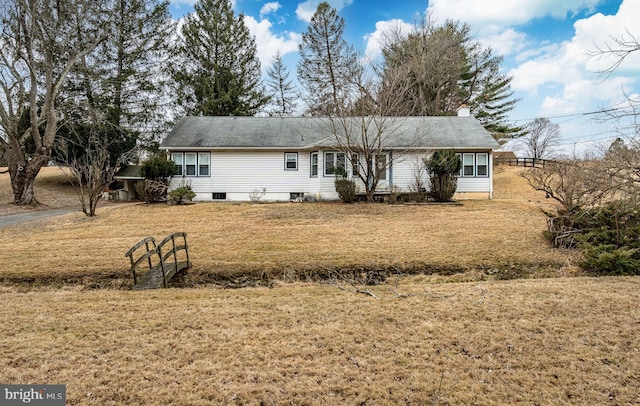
[169,150,341,201]
[390,152,429,192]
[168,149,494,201]
[456,177,492,192]
[392,151,493,196]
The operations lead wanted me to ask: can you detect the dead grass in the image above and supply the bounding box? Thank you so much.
[0,165,578,285]
[0,167,78,215]
[0,277,638,405]
[0,165,638,404]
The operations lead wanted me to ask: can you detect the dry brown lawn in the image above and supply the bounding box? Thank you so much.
[0,165,576,285]
[0,167,79,215]
[1,278,639,405]
[1,165,638,405]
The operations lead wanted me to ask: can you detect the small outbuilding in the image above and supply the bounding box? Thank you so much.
[113,165,144,201]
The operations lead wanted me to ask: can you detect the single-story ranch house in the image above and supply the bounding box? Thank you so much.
[160,108,500,202]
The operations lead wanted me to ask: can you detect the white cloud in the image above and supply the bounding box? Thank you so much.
[540,79,624,115]
[509,0,640,108]
[260,2,281,18]
[295,0,353,22]
[363,19,414,61]
[243,16,301,70]
[426,0,605,57]
[480,28,528,56]
[427,0,602,31]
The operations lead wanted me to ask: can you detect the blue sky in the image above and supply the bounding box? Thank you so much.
[168,0,640,156]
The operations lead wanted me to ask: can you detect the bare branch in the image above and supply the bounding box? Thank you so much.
[589,29,640,81]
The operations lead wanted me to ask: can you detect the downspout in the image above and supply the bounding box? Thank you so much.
[388,151,393,189]
[489,151,493,200]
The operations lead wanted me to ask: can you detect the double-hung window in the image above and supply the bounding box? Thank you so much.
[476,153,488,176]
[456,152,489,178]
[185,153,197,176]
[285,152,298,170]
[171,152,211,177]
[376,154,387,180]
[198,153,210,176]
[462,153,475,177]
[324,151,346,176]
[351,153,359,177]
[310,152,318,177]
[171,153,183,176]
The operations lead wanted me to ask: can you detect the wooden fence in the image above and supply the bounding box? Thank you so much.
[495,157,552,169]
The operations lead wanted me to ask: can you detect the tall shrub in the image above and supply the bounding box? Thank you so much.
[335,179,356,203]
[137,154,178,202]
[424,150,461,202]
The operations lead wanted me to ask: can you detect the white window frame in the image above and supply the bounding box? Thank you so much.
[456,152,490,178]
[171,152,183,176]
[284,152,298,171]
[462,153,475,177]
[170,152,211,177]
[351,153,359,177]
[376,154,387,180]
[324,151,346,176]
[184,153,197,176]
[476,153,488,177]
[310,152,318,177]
[198,152,210,176]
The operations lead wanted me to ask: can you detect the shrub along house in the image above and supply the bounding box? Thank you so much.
[160,108,500,202]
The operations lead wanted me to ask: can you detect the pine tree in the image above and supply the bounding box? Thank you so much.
[297,1,359,116]
[381,20,522,140]
[266,51,298,115]
[172,0,269,116]
[63,0,173,150]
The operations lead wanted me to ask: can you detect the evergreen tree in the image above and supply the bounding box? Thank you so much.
[63,0,174,151]
[266,50,298,115]
[172,0,268,116]
[381,20,522,141]
[297,1,359,116]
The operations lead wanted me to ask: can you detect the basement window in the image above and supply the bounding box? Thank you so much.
[212,192,227,200]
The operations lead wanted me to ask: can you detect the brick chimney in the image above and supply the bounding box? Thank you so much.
[457,104,471,117]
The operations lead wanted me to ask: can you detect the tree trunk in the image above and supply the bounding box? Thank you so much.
[8,150,49,206]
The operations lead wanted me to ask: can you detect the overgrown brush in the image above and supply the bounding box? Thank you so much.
[544,200,640,275]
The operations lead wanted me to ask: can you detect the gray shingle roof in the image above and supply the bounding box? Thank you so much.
[161,116,500,150]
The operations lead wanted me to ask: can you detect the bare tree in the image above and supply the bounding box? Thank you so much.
[408,157,428,202]
[518,118,560,159]
[602,137,640,193]
[589,29,640,80]
[0,0,109,205]
[299,2,424,201]
[63,127,135,216]
[523,159,619,213]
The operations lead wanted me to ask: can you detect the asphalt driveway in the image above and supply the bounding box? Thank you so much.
[0,207,79,228]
